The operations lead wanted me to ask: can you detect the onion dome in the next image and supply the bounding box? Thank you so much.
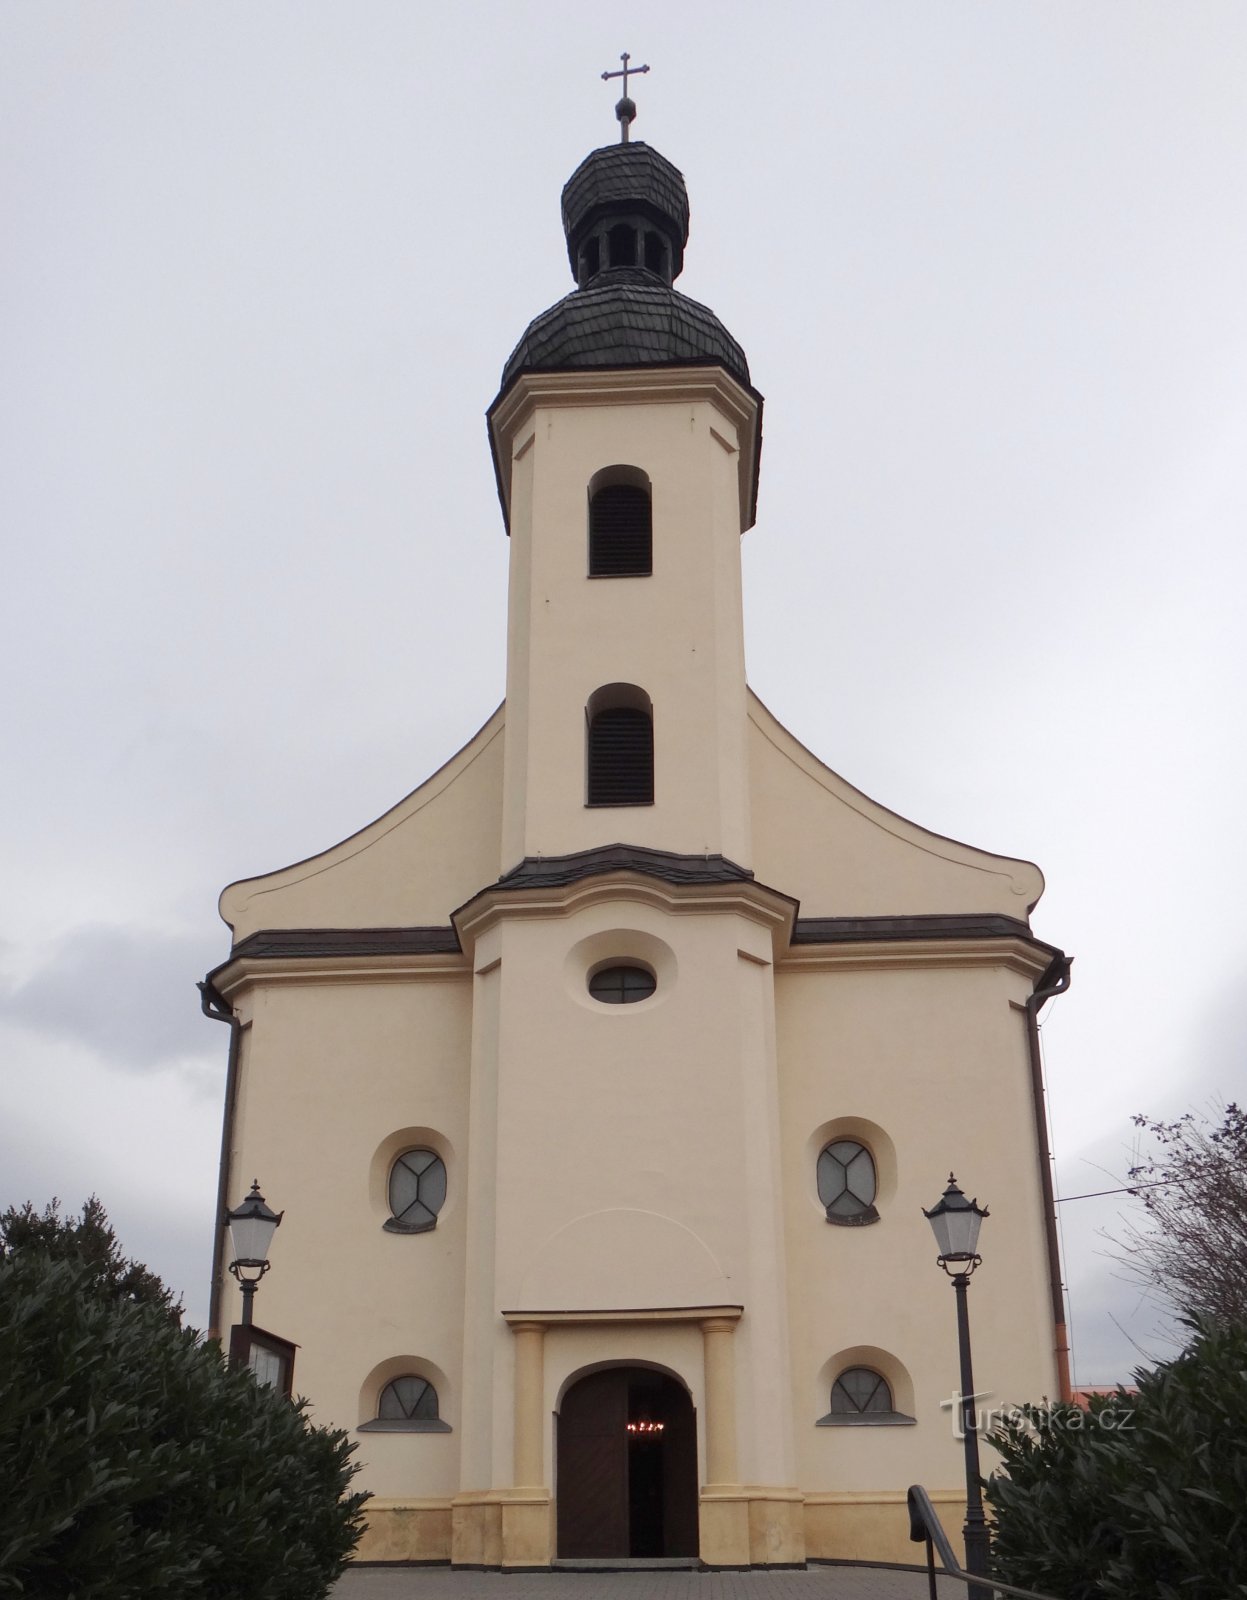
[561,142,690,285]
[497,141,752,395]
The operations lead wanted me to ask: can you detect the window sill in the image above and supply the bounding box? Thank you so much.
[584,801,655,809]
[383,1218,437,1235]
[824,1206,880,1227]
[358,1419,453,1434]
[816,1412,915,1428]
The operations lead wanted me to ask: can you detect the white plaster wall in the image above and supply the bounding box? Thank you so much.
[475,893,794,1493]
[223,973,472,1500]
[774,961,1058,1495]
[501,396,753,868]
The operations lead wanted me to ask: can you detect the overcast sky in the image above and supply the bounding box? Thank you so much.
[3,2,1245,1386]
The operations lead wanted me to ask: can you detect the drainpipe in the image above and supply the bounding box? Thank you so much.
[199,975,241,1341]
[1024,953,1073,1402]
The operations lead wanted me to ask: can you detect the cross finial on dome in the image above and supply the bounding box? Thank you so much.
[601,51,649,144]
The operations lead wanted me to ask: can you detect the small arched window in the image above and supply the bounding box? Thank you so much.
[579,235,601,285]
[385,1148,447,1234]
[589,468,652,577]
[361,1374,452,1433]
[817,1139,879,1225]
[831,1368,892,1416]
[607,222,637,267]
[818,1366,915,1428]
[586,684,654,807]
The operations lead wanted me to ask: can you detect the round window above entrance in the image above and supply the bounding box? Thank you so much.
[588,963,657,1004]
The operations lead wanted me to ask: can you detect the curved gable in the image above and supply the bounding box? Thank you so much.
[219,706,505,941]
[746,691,1043,919]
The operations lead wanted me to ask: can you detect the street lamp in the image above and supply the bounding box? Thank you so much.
[226,1179,283,1326]
[924,1173,991,1600]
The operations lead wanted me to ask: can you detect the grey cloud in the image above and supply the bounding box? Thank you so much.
[1,925,222,1073]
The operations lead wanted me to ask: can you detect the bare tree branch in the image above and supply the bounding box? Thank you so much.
[1113,1102,1247,1326]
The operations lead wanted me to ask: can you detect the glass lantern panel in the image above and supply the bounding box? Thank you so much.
[229,1212,277,1264]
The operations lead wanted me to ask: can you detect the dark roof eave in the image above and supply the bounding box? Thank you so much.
[202,909,1065,988]
[791,913,1065,970]
[205,924,463,988]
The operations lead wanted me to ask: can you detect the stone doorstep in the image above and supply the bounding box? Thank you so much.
[552,1558,699,1571]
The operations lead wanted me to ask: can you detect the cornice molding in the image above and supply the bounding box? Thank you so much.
[502,1305,742,1328]
[212,951,470,1002]
[778,934,1053,980]
[488,364,761,535]
[203,909,1062,994]
[452,868,797,962]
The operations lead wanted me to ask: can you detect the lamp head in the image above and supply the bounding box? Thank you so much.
[226,1179,283,1283]
[923,1172,988,1274]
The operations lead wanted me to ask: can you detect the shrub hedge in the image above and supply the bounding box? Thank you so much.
[0,1250,367,1598]
[987,1316,1247,1600]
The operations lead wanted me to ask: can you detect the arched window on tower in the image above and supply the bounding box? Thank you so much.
[578,235,601,286]
[607,222,637,267]
[586,684,654,807]
[588,466,652,577]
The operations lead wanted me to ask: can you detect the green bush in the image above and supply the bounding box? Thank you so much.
[986,1316,1247,1600]
[0,1197,179,1323]
[0,1249,367,1598]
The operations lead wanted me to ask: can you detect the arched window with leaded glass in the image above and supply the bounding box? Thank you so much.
[360,1373,452,1433]
[816,1139,879,1225]
[817,1364,915,1428]
[384,1148,447,1234]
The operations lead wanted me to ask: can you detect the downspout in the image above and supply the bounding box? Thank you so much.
[199,975,241,1341]
[1024,952,1073,1402]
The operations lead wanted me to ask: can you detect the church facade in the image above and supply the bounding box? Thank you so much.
[203,127,1070,1570]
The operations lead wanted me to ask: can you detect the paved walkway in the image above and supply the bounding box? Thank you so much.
[333,1566,960,1599]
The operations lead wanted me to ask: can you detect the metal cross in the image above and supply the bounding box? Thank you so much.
[601,52,650,142]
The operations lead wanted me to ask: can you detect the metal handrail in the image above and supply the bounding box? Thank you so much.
[907,1485,1061,1600]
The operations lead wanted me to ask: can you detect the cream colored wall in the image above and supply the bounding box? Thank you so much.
[220,970,472,1501]
[774,959,1058,1501]
[500,388,753,869]
[219,707,505,941]
[747,695,1044,917]
[458,892,797,1498]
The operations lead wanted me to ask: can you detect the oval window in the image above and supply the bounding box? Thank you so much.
[385,1148,447,1233]
[817,1139,879,1224]
[588,964,656,1005]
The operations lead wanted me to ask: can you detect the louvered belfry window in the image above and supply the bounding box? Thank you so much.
[587,705,654,806]
[589,483,652,577]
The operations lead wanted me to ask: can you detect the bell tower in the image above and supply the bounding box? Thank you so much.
[488,137,763,871]
[451,123,801,1571]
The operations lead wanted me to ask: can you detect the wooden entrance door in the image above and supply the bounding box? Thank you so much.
[556,1367,699,1559]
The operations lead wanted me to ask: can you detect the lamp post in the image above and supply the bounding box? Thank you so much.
[924,1173,992,1600]
[226,1180,283,1327]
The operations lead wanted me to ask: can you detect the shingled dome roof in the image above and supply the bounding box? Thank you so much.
[500,268,750,391]
[497,140,752,397]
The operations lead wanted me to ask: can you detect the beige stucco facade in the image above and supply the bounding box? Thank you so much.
[206,141,1068,1572]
